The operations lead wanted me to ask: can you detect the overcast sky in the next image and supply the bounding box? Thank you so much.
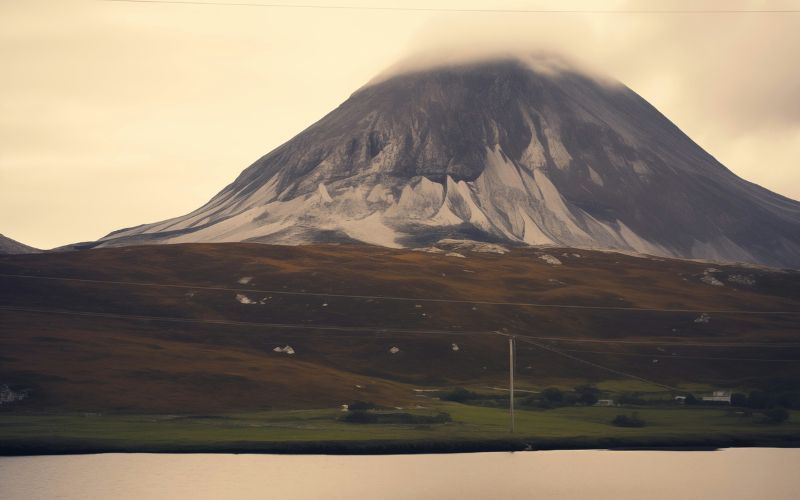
[2,0,799,249]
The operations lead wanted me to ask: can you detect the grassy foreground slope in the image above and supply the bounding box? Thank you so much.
[2,404,799,455]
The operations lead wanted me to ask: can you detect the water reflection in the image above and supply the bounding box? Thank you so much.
[1,448,797,500]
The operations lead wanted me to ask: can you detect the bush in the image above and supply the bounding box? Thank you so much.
[440,387,478,403]
[341,410,378,423]
[611,413,646,428]
[379,412,452,425]
[574,385,600,405]
[762,407,790,424]
[730,392,748,407]
[684,393,698,405]
[542,387,563,403]
[777,393,800,410]
[729,389,800,410]
[340,411,452,425]
[618,392,647,406]
[347,400,376,411]
[747,390,771,409]
[519,395,557,410]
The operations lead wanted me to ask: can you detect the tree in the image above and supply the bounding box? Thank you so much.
[441,387,477,403]
[611,413,646,427]
[684,393,698,405]
[348,400,376,411]
[763,407,790,424]
[574,385,600,406]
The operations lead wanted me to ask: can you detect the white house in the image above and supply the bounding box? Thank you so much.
[702,390,732,404]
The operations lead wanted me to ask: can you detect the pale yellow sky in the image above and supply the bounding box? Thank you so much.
[2,0,799,249]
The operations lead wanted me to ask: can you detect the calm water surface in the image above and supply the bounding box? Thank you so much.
[1,448,797,500]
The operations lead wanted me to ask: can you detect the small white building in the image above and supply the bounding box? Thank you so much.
[702,390,731,404]
[595,399,615,407]
[0,385,28,405]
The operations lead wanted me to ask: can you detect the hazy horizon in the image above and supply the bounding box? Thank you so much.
[2,0,800,249]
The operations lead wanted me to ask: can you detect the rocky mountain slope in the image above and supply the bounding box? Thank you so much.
[0,234,40,255]
[94,56,800,268]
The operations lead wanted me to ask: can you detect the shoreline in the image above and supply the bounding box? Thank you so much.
[3,436,800,457]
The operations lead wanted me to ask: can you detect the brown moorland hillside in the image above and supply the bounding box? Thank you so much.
[1,243,798,413]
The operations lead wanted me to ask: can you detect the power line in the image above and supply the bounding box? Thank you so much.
[517,336,680,391]
[510,333,800,348]
[102,0,800,14]
[0,305,485,336]
[3,273,798,315]
[3,305,798,349]
[3,305,795,391]
[554,347,800,363]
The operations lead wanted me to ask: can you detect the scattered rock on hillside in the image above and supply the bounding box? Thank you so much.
[413,246,445,254]
[236,294,257,304]
[436,239,509,254]
[694,313,711,324]
[700,269,724,287]
[539,254,562,265]
[728,274,756,286]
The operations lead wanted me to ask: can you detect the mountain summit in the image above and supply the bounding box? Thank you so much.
[98,56,800,267]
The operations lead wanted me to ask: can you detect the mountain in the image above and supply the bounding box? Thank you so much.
[95,55,800,268]
[0,234,40,255]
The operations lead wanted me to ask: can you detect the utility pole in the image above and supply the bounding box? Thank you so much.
[509,335,515,433]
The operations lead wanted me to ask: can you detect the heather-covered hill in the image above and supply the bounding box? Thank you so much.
[1,242,798,413]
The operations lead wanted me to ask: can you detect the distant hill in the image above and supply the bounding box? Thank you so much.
[0,234,40,255]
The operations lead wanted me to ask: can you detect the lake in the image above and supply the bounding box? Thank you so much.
[1,448,797,499]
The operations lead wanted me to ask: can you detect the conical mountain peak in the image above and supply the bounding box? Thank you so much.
[97,55,800,268]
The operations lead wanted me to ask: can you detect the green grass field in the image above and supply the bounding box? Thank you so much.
[2,403,798,455]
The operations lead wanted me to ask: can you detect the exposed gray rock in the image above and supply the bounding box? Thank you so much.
[728,274,756,286]
[0,234,41,255]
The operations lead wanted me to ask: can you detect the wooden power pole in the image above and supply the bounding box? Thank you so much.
[509,335,516,433]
